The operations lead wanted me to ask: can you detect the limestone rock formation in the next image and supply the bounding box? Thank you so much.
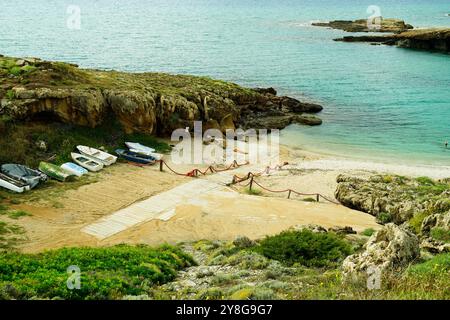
[342,224,420,277]
[334,28,450,53]
[335,174,450,225]
[312,18,413,33]
[0,55,324,136]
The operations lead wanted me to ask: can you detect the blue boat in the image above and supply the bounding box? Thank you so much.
[115,149,156,165]
[61,162,89,177]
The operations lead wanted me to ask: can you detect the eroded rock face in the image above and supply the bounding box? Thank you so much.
[313,18,413,33]
[334,28,450,53]
[342,224,419,277]
[0,55,324,135]
[335,174,450,225]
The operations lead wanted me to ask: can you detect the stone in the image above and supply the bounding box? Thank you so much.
[342,224,420,278]
[35,140,47,151]
[420,237,450,254]
[293,224,327,233]
[15,59,27,67]
[313,18,413,33]
[328,226,357,235]
[293,115,322,126]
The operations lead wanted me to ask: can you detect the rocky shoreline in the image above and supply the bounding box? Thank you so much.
[334,28,450,53]
[312,18,413,33]
[0,55,323,136]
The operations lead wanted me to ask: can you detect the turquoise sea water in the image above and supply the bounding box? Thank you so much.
[1,0,449,165]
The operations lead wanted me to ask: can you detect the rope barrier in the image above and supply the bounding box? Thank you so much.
[229,170,340,205]
[155,159,249,177]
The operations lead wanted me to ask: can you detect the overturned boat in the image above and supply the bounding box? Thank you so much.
[115,149,156,165]
[1,164,47,189]
[125,142,163,160]
[39,162,75,182]
[61,162,89,177]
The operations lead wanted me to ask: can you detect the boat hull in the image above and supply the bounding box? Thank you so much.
[39,162,74,182]
[0,173,29,193]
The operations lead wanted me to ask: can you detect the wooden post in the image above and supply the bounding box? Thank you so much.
[288,190,292,199]
[159,160,163,172]
[249,176,254,191]
[316,194,320,202]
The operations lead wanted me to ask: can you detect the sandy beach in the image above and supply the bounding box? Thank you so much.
[3,140,449,253]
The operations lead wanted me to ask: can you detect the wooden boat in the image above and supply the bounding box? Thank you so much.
[38,162,75,182]
[71,153,104,172]
[77,146,117,166]
[1,164,47,189]
[61,162,89,177]
[125,142,155,153]
[0,172,30,193]
[115,149,156,165]
[125,142,163,160]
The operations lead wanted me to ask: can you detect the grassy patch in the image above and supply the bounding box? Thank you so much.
[0,221,26,251]
[0,244,195,300]
[0,120,170,168]
[245,187,262,196]
[430,228,450,243]
[255,230,352,268]
[377,212,393,224]
[409,212,430,234]
[361,228,376,237]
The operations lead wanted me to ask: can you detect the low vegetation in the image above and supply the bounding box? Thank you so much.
[0,118,170,168]
[255,230,353,267]
[0,244,195,300]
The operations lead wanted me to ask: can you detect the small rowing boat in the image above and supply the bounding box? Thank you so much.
[71,153,104,172]
[1,164,47,189]
[125,142,163,160]
[0,172,30,193]
[38,162,75,182]
[115,149,156,165]
[77,146,117,166]
[61,162,89,177]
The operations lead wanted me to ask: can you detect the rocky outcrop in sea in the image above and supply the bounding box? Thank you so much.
[312,18,413,33]
[334,28,450,53]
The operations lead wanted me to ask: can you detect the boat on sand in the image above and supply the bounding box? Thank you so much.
[77,146,117,166]
[115,149,156,165]
[61,162,89,177]
[1,164,47,189]
[0,172,30,193]
[71,153,104,172]
[38,162,75,182]
[125,142,163,160]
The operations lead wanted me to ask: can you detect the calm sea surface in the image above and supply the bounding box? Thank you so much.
[1,0,449,165]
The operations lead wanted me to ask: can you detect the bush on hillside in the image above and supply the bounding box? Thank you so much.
[255,230,352,268]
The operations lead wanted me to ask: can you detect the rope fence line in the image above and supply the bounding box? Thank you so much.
[129,158,339,205]
[230,171,340,205]
[156,159,249,177]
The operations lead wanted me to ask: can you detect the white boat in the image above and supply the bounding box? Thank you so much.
[126,142,162,160]
[0,172,30,193]
[76,146,117,166]
[71,153,104,172]
[125,142,155,153]
[61,162,89,177]
[128,148,163,161]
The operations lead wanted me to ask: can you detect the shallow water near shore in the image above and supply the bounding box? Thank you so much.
[1,0,449,165]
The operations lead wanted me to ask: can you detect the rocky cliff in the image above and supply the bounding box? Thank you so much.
[0,55,323,135]
[312,18,413,33]
[334,28,450,53]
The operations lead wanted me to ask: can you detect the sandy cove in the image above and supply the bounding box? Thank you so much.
[5,141,450,253]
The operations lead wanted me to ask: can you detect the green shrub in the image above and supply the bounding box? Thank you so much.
[255,230,352,267]
[361,228,376,237]
[245,187,262,196]
[430,228,450,243]
[0,244,194,299]
[8,66,22,76]
[5,90,15,100]
[416,177,435,186]
[409,212,430,234]
[377,212,393,224]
